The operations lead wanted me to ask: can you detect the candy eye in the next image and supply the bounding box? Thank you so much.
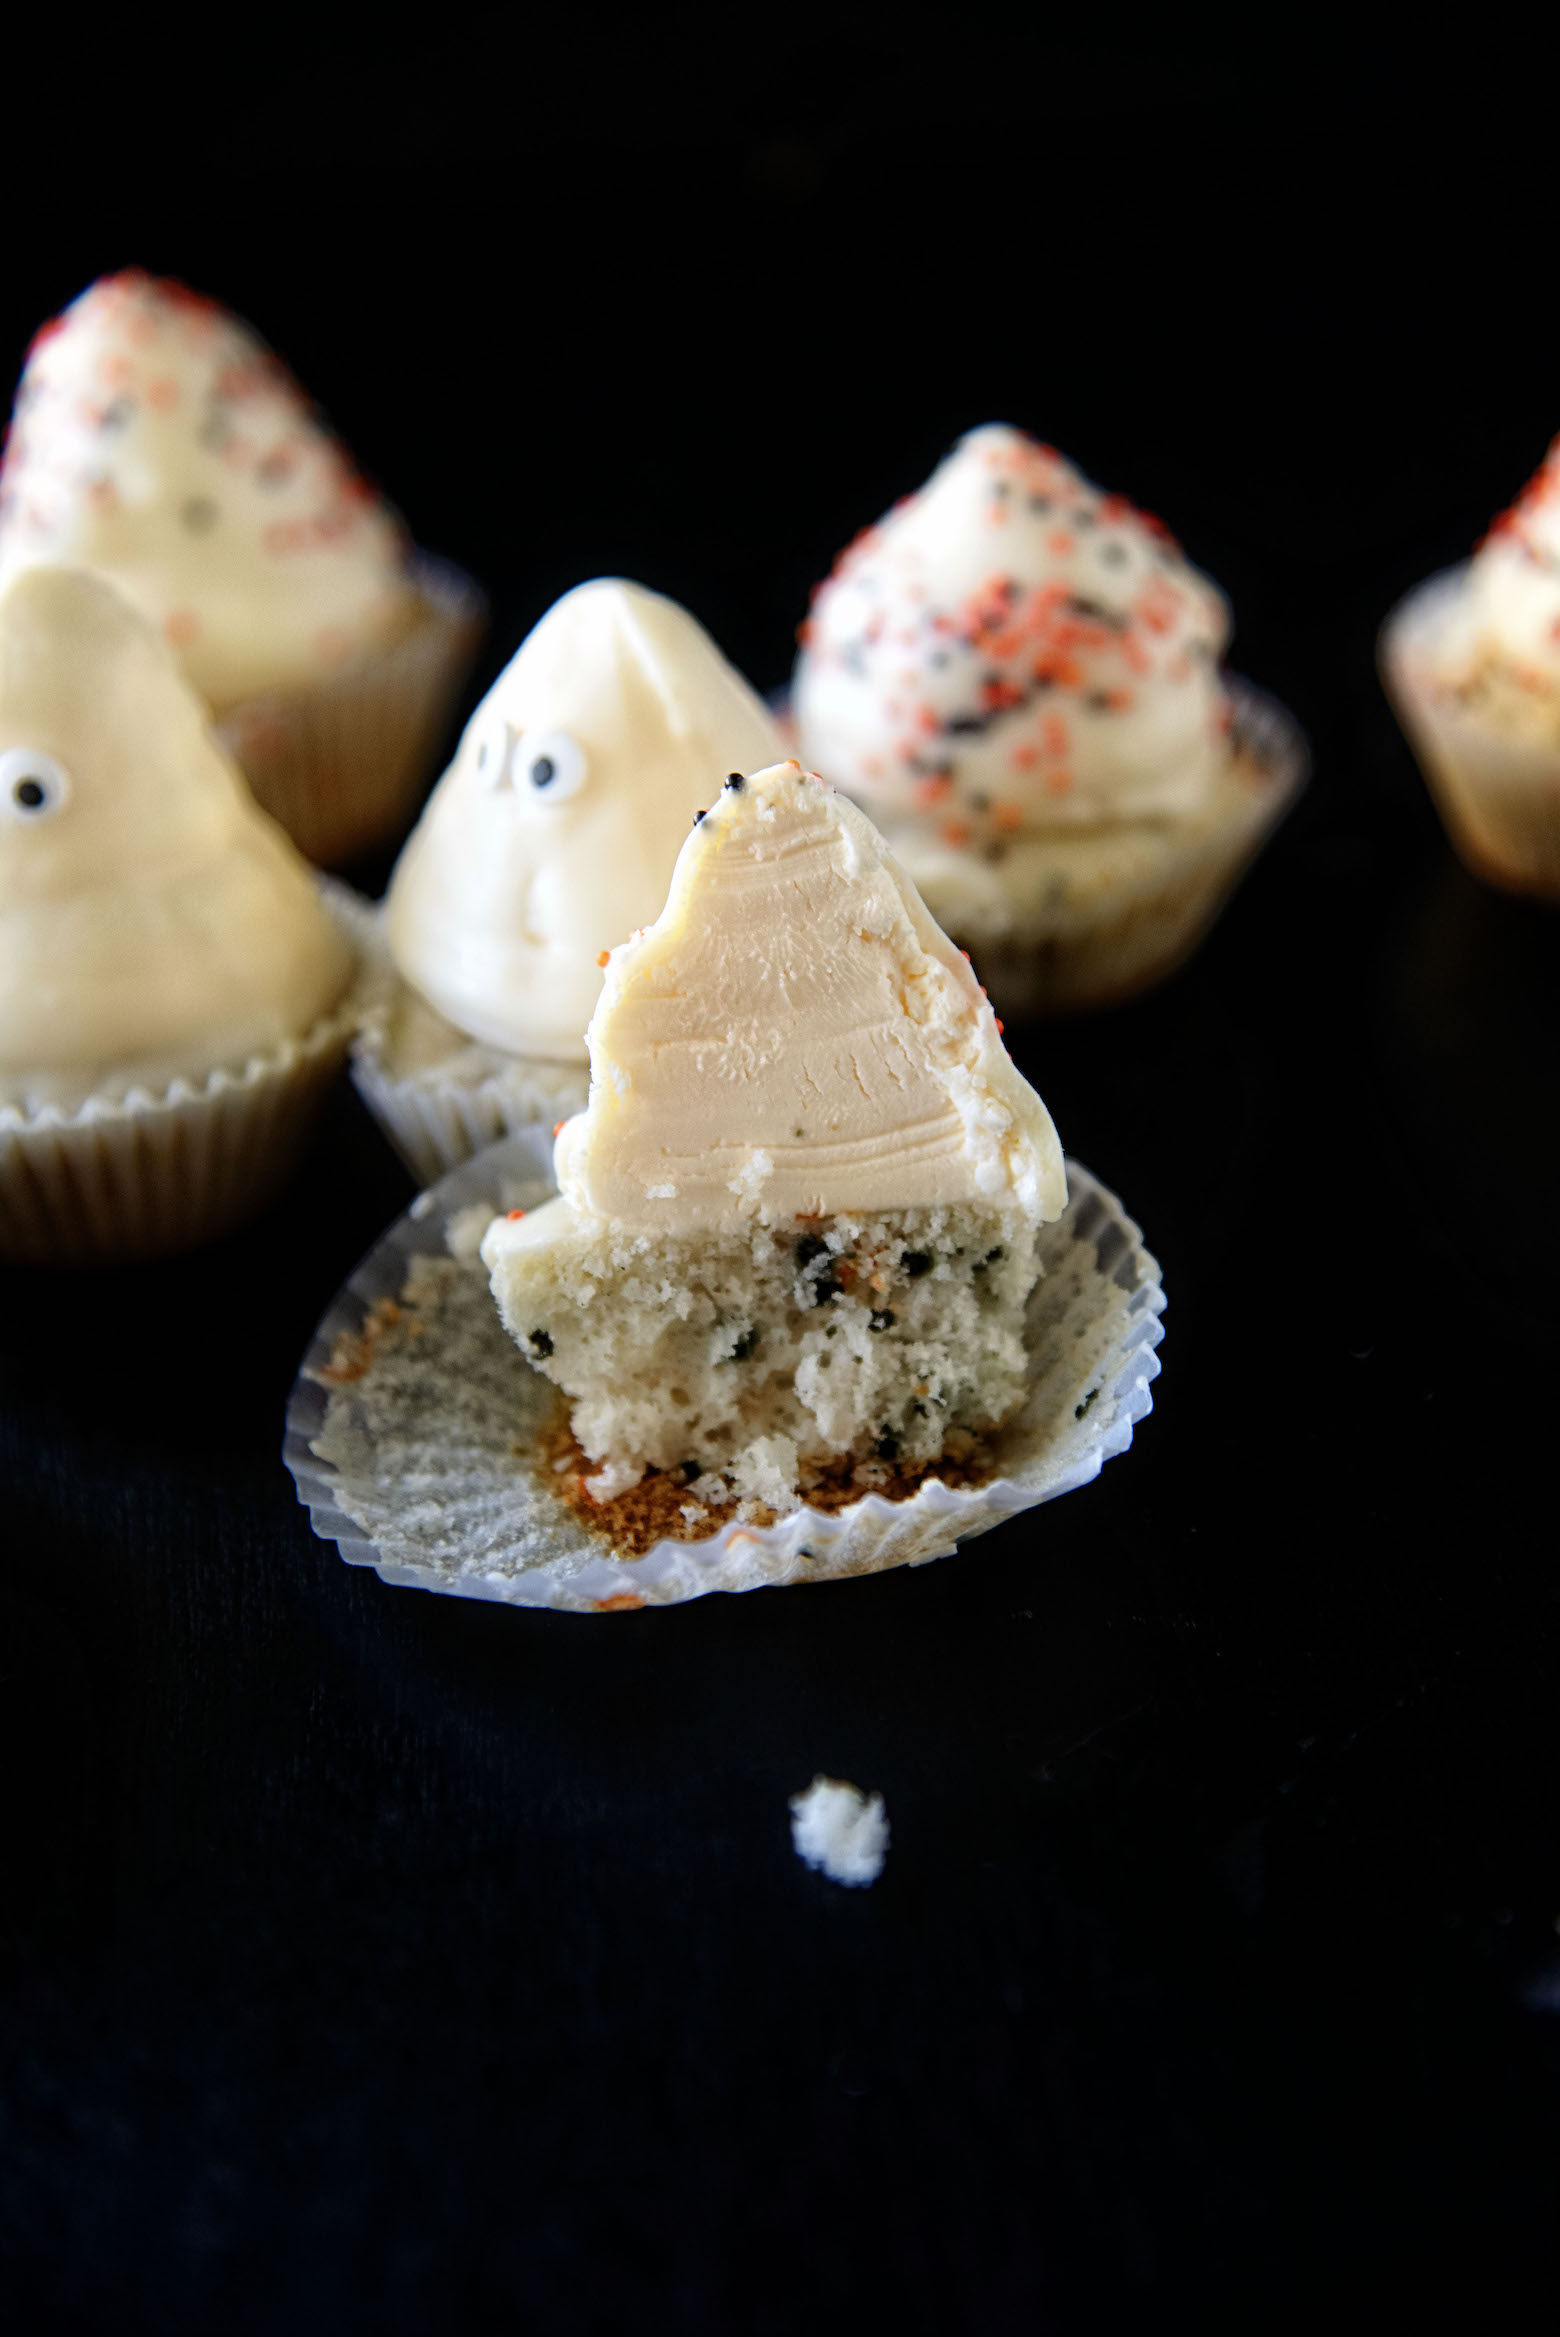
[517,730,587,802]
[0,746,70,822]
[471,720,514,790]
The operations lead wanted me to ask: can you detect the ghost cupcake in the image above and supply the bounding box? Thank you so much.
[1381,433,1560,897]
[0,271,483,866]
[353,577,786,1184]
[0,565,362,1265]
[481,758,1068,1548]
[792,424,1305,1016]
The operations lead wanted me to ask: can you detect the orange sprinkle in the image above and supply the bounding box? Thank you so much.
[1042,714,1069,760]
[146,378,179,411]
[1048,531,1075,557]
[993,803,1024,832]
[163,609,199,648]
[506,1208,526,1221]
[995,1019,1005,1034]
[913,773,955,805]
[594,1591,646,1613]
[1044,769,1074,797]
[552,1120,567,1138]
[941,819,972,848]
[596,950,610,967]
[1010,742,1038,769]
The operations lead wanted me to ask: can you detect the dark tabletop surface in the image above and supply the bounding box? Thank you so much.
[4,22,1560,2333]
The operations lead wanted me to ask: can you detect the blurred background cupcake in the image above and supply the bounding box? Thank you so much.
[0,271,484,868]
[791,423,1305,1017]
[1381,432,1560,898]
[352,576,785,1183]
[0,565,365,1264]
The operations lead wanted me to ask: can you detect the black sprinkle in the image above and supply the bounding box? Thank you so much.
[528,1329,554,1356]
[946,713,988,736]
[530,755,557,789]
[869,1310,895,1333]
[1086,692,1113,712]
[181,496,218,534]
[969,792,991,813]
[1102,542,1129,567]
[876,1432,900,1461]
[729,1327,760,1362]
[725,771,745,790]
[902,1252,931,1278]
[1074,1387,1099,1420]
[692,808,707,826]
[1028,495,1052,513]
[680,1460,702,1483]
[795,1233,829,1268]
[13,777,46,811]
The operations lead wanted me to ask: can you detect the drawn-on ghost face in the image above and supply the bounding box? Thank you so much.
[0,564,351,1098]
[385,577,785,1062]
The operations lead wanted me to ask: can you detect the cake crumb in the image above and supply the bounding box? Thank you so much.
[790,1776,889,1887]
[548,1425,997,1557]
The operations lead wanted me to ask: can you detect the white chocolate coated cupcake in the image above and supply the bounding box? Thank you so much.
[0,565,360,1260]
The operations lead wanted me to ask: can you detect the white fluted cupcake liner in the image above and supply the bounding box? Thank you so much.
[216,553,485,869]
[0,881,374,1267]
[284,1129,1165,1613]
[1380,567,1560,899]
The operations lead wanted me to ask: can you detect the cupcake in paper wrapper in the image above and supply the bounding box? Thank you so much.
[791,423,1306,1017]
[289,761,1164,1610]
[285,1130,1164,1612]
[0,567,376,1267]
[351,577,787,1180]
[1382,565,1560,900]
[0,271,486,869]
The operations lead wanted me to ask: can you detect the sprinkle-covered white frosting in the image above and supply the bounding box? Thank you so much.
[793,423,1233,841]
[480,759,1066,1245]
[0,271,411,708]
[385,579,785,1064]
[0,565,352,1106]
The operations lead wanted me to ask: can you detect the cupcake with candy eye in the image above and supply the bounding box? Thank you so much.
[0,565,364,1265]
[791,424,1306,1017]
[351,576,787,1184]
[1381,431,1560,897]
[0,270,483,867]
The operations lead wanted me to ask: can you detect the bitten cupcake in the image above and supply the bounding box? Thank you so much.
[1381,433,1560,897]
[481,759,1068,1541]
[353,577,786,1184]
[792,423,1304,1015]
[0,271,483,866]
[0,565,361,1264]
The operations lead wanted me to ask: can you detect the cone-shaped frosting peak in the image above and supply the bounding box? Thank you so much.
[0,565,352,1093]
[552,759,1066,1228]
[794,422,1231,837]
[0,271,408,706]
[384,578,786,1063]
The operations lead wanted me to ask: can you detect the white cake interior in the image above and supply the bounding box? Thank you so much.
[488,1192,1039,1510]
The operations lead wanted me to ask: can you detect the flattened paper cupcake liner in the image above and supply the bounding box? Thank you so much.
[1381,568,1560,900]
[345,908,589,1186]
[284,1129,1165,1613]
[0,882,375,1268]
[217,553,485,869]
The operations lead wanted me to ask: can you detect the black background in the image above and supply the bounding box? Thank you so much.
[3,15,1560,2331]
